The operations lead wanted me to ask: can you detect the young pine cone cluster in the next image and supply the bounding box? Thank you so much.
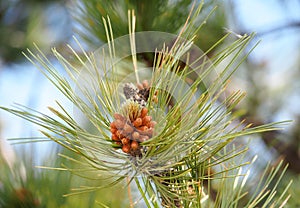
[110,107,157,156]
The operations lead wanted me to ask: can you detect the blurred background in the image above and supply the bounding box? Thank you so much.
[0,0,299,207]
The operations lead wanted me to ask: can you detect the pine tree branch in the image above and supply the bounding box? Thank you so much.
[236,21,300,37]
[258,21,300,35]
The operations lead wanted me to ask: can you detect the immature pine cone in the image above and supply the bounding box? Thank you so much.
[110,107,157,156]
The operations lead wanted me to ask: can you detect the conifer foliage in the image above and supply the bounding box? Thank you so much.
[0,1,292,207]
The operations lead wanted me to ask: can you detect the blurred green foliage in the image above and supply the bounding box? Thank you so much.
[0,0,70,64]
[74,0,225,53]
[0,145,127,207]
